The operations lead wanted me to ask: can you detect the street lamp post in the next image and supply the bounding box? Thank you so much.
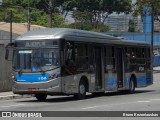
[48,0,53,28]
[27,0,30,31]
[10,10,12,43]
[151,0,154,56]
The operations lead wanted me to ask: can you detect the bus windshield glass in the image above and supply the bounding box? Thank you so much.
[13,48,59,72]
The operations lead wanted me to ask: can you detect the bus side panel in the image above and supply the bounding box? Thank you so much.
[89,73,96,92]
[136,72,152,88]
[124,72,151,90]
[62,73,90,94]
[146,70,153,85]
[62,75,79,94]
[135,72,147,87]
[105,72,118,91]
[124,73,131,89]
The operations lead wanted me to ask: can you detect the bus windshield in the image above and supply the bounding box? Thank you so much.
[13,48,59,72]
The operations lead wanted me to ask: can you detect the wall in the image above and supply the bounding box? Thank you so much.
[0,44,13,91]
[0,30,19,92]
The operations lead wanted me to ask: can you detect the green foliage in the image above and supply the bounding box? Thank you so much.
[98,25,111,32]
[133,0,160,16]
[62,0,132,28]
[128,19,135,32]
[0,0,131,32]
[0,0,66,27]
[67,22,110,32]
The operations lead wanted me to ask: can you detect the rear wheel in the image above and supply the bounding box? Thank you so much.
[128,77,135,93]
[35,94,47,101]
[74,80,87,100]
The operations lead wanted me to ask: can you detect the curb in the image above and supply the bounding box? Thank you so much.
[0,94,33,101]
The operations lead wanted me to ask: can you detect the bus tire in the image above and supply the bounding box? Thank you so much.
[35,94,47,101]
[128,77,135,94]
[74,80,86,100]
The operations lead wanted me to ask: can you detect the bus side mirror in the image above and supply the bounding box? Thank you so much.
[5,48,9,60]
[60,51,65,66]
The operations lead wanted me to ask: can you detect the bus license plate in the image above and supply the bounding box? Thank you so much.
[28,88,37,92]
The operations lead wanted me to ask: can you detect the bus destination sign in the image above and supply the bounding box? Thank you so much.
[15,40,58,47]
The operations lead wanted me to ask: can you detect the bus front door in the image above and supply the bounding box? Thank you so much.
[116,48,124,88]
[95,47,103,90]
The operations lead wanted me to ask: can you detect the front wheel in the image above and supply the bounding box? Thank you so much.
[35,94,47,101]
[74,80,86,100]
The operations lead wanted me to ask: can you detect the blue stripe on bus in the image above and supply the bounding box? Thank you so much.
[16,74,49,82]
[106,76,152,89]
[105,77,117,89]
[136,76,152,86]
[136,76,146,86]
[146,76,152,84]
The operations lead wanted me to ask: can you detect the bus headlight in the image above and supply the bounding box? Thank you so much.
[11,74,16,81]
[12,75,15,79]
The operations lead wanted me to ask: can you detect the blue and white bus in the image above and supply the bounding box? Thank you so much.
[6,28,153,101]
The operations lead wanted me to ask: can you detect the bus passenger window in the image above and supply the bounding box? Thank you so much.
[131,52,135,58]
[125,48,130,58]
[64,42,77,74]
[66,43,73,60]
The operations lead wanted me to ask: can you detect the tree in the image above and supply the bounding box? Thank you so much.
[128,19,135,32]
[0,0,66,27]
[133,0,160,21]
[62,0,132,27]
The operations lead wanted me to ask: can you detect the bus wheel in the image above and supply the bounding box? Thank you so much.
[74,80,86,100]
[35,94,47,101]
[128,78,135,94]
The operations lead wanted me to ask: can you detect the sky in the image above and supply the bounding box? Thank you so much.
[0,0,2,5]
[132,0,136,3]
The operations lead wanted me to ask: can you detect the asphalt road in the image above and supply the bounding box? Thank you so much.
[0,72,160,120]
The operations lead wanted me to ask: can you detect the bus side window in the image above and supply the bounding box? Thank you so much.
[104,46,115,72]
[65,42,75,65]
[64,42,77,75]
[125,48,130,58]
[75,43,89,71]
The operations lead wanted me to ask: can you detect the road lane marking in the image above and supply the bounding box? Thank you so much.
[0,104,25,108]
[136,101,150,103]
[82,102,136,110]
[150,99,160,101]
[82,100,154,110]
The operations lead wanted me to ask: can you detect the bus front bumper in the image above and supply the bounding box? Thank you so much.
[12,78,63,95]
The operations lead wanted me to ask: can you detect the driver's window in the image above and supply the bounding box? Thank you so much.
[65,42,75,66]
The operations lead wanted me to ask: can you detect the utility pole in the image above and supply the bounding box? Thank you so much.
[10,10,12,43]
[48,0,53,28]
[27,0,30,31]
[151,0,155,77]
[151,1,154,55]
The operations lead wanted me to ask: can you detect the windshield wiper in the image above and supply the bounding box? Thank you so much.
[34,62,45,74]
[18,68,23,74]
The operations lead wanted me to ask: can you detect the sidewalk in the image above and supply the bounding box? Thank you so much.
[0,91,33,100]
[153,66,160,71]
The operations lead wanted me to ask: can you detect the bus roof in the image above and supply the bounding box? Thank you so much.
[16,28,150,47]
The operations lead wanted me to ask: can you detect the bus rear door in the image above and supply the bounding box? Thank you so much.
[94,47,104,90]
[116,48,124,88]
